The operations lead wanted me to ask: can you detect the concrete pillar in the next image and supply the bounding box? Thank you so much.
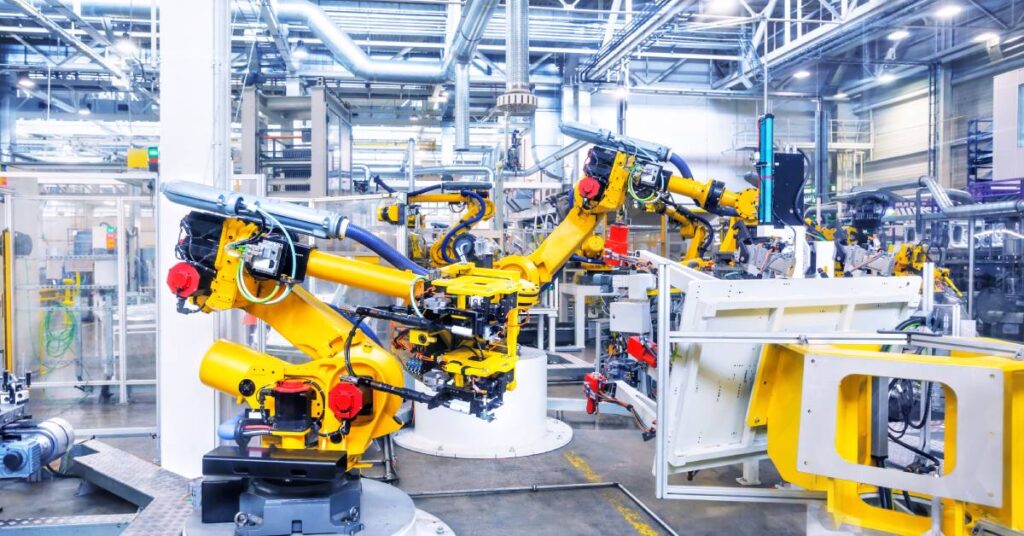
[0,78,14,163]
[156,0,231,477]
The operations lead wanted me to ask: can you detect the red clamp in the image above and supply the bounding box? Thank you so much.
[626,336,657,368]
[583,372,607,415]
[328,383,364,421]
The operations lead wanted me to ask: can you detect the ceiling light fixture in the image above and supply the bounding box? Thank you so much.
[833,92,848,99]
[78,107,92,116]
[935,4,962,18]
[706,0,737,13]
[974,32,1000,44]
[611,86,630,99]
[878,73,896,84]
[793,70,811,79]
[887,29,910,41]
[17,77,35,89]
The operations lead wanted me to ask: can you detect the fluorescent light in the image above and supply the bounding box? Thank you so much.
[611,86,630,99]
[17,77,35,89]
[793,70,811,79]
[833,92,848,99]
[115,34,136,55]
[935,4,962,18]
[78,107,91,116]
[887,30,910,41]
[706,0,737,13]
[974,32,1000,44]
[878,73,896,84]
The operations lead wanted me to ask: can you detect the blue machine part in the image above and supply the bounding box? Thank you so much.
[0,436,44,479]
[0,417,74,479]
[757,113,775,225]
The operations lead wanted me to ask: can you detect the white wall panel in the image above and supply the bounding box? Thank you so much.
[993,68,1024,180]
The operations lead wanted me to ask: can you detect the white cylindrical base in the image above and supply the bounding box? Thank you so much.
[394,346,572,459]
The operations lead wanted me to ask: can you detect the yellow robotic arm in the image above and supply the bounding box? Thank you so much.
[162,184,533,475]
[378,191,495,267]
[497,145,759,287]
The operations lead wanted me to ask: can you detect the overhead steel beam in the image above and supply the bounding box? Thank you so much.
[260,0,295,73]
[7,0,127,80]
[648,58,688,85]
[964,0,1009,29]
[42,0,117,50]
[21,87,77,113]
[716,0,913,89]
[582,0,697,81]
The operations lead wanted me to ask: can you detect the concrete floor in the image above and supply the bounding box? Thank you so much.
[3,382,807,535]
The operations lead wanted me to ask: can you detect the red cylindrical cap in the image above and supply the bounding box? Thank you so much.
[166,262,201,298]
[577,176,602,200]
[328,383,364,421]
[273,379,313,394]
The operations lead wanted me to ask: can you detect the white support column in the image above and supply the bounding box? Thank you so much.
[156,0,230,477]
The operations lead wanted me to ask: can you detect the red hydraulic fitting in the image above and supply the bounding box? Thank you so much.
[626,336,657,368]
[583,372,606,415]
[328,382,364,421]
[166,262,201,298]
[604,224,629,266]
[577,176,602,200]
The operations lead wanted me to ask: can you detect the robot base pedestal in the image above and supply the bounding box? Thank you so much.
[394,346,572,459]
[183,478,453,536]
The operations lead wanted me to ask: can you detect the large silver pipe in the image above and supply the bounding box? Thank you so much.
[886,199,1024,222]
[560,122,671,162]
[369,165,495,184]
[274,0,498,84]
[445,0,497,68]
[918,176,953,211]
[351,164,371,183]
[506,0,530,93]
[454,62,471,151]
[161,181,348,239]
[506,139,588,178]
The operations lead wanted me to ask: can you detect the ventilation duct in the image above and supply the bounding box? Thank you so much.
[274,0,498,84]
[496,0,537,115]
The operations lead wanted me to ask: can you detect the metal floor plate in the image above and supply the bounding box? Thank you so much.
[66,440,193,536]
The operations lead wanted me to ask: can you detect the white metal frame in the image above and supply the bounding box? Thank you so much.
[5,189,156,439]
[643,251,923,503]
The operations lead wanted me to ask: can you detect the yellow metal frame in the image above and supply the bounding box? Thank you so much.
[2,230,12,372]
[749,343,1024,535]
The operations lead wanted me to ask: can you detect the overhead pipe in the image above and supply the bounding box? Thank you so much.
[273,0,498,84]
[454,62,471,151]
[161,181,426,274]
[505,139,588,178]
[840,176,1024,222]
[496,0,537,114]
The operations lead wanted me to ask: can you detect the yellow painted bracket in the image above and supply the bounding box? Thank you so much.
[749,343,1024,535]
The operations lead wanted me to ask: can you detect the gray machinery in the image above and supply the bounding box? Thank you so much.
[240,85,353,197]
[0,370,75,479]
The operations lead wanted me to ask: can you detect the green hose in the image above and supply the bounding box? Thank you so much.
[41,303,77,358]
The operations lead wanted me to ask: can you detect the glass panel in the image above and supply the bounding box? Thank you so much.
[10,195,156,440]
[1018,83,1024,148]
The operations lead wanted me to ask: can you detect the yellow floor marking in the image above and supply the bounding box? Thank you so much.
[563,450,660,536]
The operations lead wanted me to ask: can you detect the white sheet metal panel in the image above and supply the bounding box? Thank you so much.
[664,276,921,473]
[798,351,1003,506]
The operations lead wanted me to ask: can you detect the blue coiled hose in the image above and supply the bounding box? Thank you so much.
[669,152,694,180]
[440,190,487,264]
[345,223,427,276]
